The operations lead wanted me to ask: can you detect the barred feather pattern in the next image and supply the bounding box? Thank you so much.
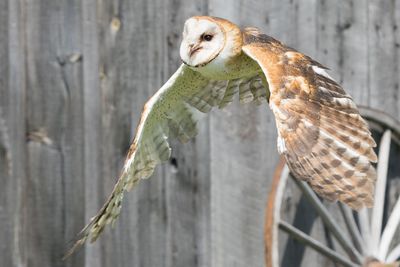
[64,66,268,258]
[243,28,377,210]
[275,68,378,209]
[67,19,379,258]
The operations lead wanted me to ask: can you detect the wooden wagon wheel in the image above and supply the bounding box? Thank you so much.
[265,107,400,267]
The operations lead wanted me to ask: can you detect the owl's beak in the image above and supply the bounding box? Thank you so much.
[189,44,202,57]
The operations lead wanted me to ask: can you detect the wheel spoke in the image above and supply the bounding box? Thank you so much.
[386,243,400,264]
[339,203,365,254]
[371,130,392,257]
[379,195,400,260]
[279,221,359,267]
[358,207,371,254]
[269,108,400,267]
[291,176,364,264]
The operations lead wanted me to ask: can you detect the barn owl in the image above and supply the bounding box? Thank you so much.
[66,16,377,256]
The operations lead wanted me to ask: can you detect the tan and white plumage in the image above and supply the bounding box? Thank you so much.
[65,16,377,257]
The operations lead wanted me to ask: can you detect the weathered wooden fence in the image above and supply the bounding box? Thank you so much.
[1,0,399,266]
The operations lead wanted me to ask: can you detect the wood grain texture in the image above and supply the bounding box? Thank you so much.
[0,0,11,263]
[0,1,399,267]
[22,1,85,267]
[208,2,279,267]
[2,1,27,267]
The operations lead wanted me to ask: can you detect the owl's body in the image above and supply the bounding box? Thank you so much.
[65,16,377,257]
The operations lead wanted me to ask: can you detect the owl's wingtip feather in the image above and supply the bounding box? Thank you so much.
[62,235,87,260]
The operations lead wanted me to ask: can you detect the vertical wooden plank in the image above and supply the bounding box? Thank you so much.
[397,0,400,121]
[56,1,86,267]
[0,1,8,107]
[0,0,11,263]
[368,0,398,117]
[316,0,369,104]
[0,1,21,266]
[89,1,131,266]
[0,109,12,266]
[91,1,169,265]
[81,0,102,266]
[208,1,279,266]
[162,2,211,267]
[21,0,85,266]
[1,0,26,266]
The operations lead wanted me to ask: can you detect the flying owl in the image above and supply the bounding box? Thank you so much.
[66,16,377,256]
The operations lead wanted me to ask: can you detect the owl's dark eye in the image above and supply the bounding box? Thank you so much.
[202,34,213,41]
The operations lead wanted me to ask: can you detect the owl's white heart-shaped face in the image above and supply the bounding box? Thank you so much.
[180,18,225,68]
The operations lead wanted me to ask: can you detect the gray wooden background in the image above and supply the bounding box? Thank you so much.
[1,0,399,266]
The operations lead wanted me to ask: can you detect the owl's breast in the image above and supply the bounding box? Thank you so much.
[191,52,260,80]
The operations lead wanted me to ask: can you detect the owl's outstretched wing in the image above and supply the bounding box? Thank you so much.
[242,28,377,210]
[65,64,268,257]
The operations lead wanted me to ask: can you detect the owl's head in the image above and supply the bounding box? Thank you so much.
[180,16,242,69]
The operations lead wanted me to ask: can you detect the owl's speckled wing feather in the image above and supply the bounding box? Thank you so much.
[242,27,377,209]
[65,64,267,257]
